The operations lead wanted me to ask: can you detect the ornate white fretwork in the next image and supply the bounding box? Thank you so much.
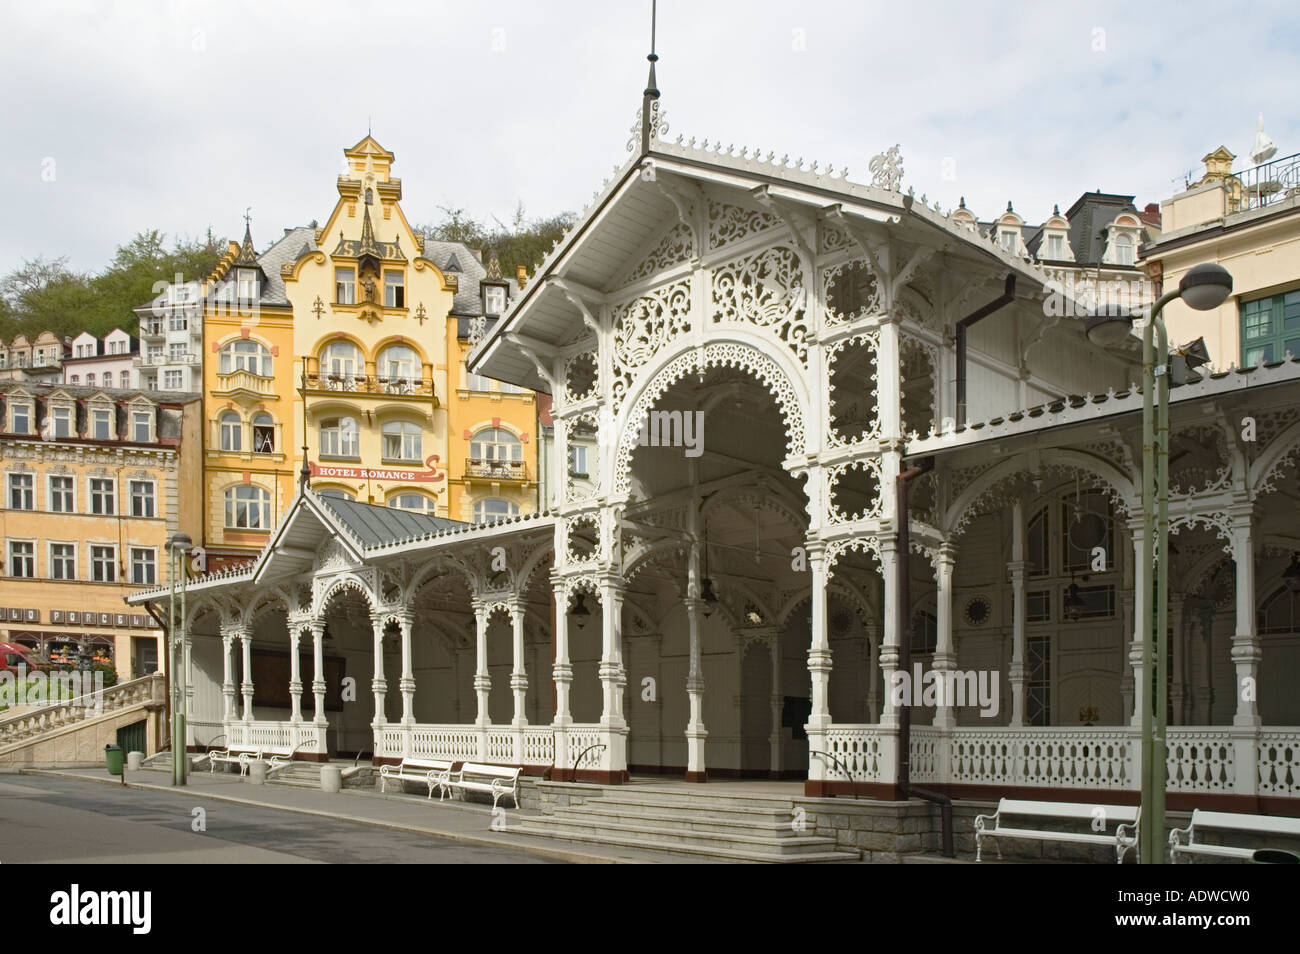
[711,246,810,365]
[825,330,881,447]
[618,222,694,286]
[868,145,904,192]
[822,258,883,326]
[707,199,780,251]
[825,458,884,524]
[611,279,692,408]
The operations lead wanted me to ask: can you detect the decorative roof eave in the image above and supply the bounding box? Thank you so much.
[362,510,558,560]
[904,353,1300,457]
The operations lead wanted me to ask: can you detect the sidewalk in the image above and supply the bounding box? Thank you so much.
[22,766,710,864]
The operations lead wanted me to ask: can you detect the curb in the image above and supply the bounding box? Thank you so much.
[21,769,631,865]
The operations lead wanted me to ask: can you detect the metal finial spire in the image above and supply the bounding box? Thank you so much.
[299,363,311,491]
[639,0,660,155]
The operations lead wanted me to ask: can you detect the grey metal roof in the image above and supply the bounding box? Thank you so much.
[319,495,468,546]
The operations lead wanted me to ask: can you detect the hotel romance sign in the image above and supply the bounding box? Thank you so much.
[308,454,446,483]
[1,608,159,629]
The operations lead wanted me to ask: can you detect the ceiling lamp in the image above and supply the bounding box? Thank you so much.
[700,578,718,618]
[1284,552,1300,594]
[1064,583,1085,622]
[570,593,591,630]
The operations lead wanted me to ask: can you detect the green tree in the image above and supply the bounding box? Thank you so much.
[417,203,575,281]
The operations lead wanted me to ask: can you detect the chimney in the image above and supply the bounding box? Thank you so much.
[470,247,483,263]
[516,265,527,290]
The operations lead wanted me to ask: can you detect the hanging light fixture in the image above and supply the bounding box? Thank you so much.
[700,577,718,617]
[1064,582,1085,622]
[570,592,591,630]
[1284,552,1300,594]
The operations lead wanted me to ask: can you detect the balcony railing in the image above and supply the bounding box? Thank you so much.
[143,352,197,366]
[1233,151,1300,212]
[303,373,433,397]
[464,458,527,481]
[213,369,276,397]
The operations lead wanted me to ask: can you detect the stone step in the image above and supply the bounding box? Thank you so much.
[582,788,801,812]
[522,812,846,857]
[550,803,797,834]
[513,824,858,864]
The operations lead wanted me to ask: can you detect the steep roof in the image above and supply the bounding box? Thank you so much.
[319,494,468,546]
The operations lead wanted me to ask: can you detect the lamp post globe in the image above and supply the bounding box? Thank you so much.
[1085,304,1135,347]
[1178,262,1234,311]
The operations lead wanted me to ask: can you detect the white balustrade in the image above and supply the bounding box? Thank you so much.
[822,725,885,781]
[1258,729,1300,796]
[1166,728,1236,793]
[948,727,1134,790]
[521,726,555,766]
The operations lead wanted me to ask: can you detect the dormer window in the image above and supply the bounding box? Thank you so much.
[384,271,405,308]
[485,286,506,316]
[10,402,30,434]
[1000,231,1016,253]
[237,268,259,301]
[52,405,72,438]
[1114,234,1134,266]
[1048,234,1064,259]
[92,408,111,440]
[132,410,152,442]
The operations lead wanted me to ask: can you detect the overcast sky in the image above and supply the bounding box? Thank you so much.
[3,0,1297,275]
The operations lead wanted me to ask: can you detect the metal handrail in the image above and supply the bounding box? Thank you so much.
[266,739,318,776]
[810,750,861,799]
[572,743,607,779]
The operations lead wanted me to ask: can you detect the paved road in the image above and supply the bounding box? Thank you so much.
[0,775,561,864]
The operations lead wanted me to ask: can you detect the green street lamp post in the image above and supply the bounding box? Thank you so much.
[166,533,193,786]
[1086,262,1233,863]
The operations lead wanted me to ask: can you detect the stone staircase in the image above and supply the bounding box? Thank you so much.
[515,786,860,863]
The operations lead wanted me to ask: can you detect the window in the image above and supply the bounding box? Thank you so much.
[86,374,95,387]
[133,410,151,442]
[49,476,74,513]
[130,480,155,518]
[91,545,116,582]
[1027,636,1050,726]
[388,493,436,513]
[1259,587,1300,635]
[467,371,492,392]
[498,379,524,395]
[382,420,422,462]
[1026,589,1051,623]
[70,375,80,384]
[219,339,272,376]
[52,406,72,438]
[378,344,417,391]
[130,548,156,585]
[169,342,187,362]
[335,267,356,305]
[1063,493,1111,573]
[252,413,275,454]
[1241,291,1300,368]
[147,344,163,363]
[163,370,183,389]
[220,412,242,452]
[50,543,75,581]
[1113,233,1134,266]
[92,408,111,440]
[316,489,355,501]
[485,285,506,316]
[568,445,588,476]
[320,417,358,458]
[237,268,258,301]
[169,311,188,331]
[320,341,362,386]
[8,473,33,510]
[1000,231,1016,252]
[1027,507,1049,577]
[1065,583,1115,619]
[1047,234,1064,259]
[384,271,405,308]
[225,484,271,530]
[11,403,29,434]
[910,610,937,655]
[473,498,519,523]
[470,427,522,462]
[8,541,35,578]
[89,477,115,515]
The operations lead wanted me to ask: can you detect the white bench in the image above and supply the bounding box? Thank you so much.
[445,762,521,810]
[378,758,454,799]
[975,799,1140,863]
[208,745,295,777]
[1169,810,1300,863]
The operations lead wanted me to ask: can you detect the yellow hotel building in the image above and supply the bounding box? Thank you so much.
[190,136,538,569]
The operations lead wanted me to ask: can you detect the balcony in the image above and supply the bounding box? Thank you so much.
[1233,151,1300,212]
[464,458,528,481]
[141,322,165,338]
[303,373,435,399]
[212,369,277,401]
[142,352,197,366]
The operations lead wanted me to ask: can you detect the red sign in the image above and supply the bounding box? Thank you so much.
[309,454,446,483]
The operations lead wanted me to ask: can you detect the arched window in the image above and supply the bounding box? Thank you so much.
[317,488,355,501]
[470,427,522,462]
[1259,587,1300,634]
[219,339,272,376]
[382,420,422,462]
[378,344,418,393]
[388,492,436,513]
[225,484,271,529]
[320,416,358,458]
[87,373,95,387]
[252,413,275,454]
[220,411,242,452]
[473,498,519,523]
[1114,233,1134,266]
[320,341,363,389]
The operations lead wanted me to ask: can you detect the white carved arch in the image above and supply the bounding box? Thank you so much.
[943,449,1136,536]
[1250,417,1300,495]
[316,573,376,613]
[610,333,812,496]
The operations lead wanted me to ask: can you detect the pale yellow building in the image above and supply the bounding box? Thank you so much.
[1143,144,1300,370]
[0,381,202,680]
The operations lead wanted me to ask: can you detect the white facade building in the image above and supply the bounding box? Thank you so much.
[62,328,138,389]
[128,97,1300,820]
[134,279,203,393]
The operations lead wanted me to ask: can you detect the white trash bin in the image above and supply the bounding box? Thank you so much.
[321,764,342,793]
[126,751,144,771]
[248,761,268,785]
